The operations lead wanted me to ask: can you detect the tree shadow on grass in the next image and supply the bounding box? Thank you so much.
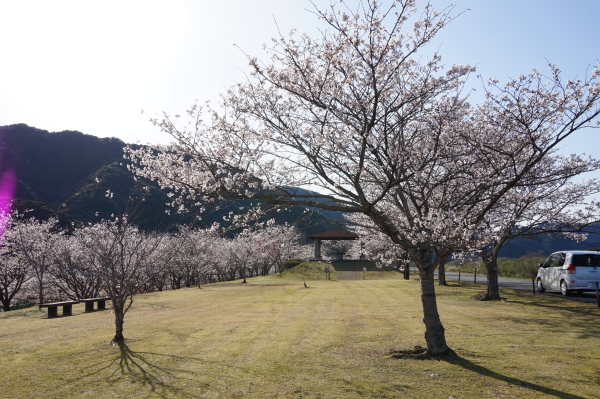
[510,298,600,317]
[506,300,600,340]
[442,351,588,399]
[114,341,199,397]
[77,341,212,398]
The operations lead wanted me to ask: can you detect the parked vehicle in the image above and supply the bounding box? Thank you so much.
[536,251,600,296]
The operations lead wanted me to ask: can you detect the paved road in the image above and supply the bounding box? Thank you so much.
[439,271,600,306]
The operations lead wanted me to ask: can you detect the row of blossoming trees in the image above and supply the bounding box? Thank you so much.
[0,211,308,341]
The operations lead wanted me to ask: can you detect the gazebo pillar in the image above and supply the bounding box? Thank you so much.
[307,229,359,261]
[314,238,322,260]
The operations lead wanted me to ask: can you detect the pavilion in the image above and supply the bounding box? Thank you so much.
[307,229,359,260]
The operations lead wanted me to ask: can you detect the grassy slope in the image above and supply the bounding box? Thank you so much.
[279,261,336,280]
[1,276,599,398]
[280,261,402,281]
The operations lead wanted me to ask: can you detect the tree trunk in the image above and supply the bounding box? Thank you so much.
[1,299,11,311]
[411,248,450,356]
[420,277,449,355]
[38,272,44,304]
[434,251,450,286]
[112,301,125,343]
[438,262,447,286]
[481,246,501,300]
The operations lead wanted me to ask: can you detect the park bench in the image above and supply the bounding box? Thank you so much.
[38,301,80,318]
[38,297,111,317]
[79,297,110,312]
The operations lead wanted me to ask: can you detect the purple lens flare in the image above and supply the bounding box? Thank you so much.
[0,169,16,239]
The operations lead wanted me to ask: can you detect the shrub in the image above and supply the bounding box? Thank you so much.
[280,261,335,280]
[282,258,306,271]
[497,254,545,279]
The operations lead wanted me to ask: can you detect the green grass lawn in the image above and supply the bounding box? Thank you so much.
[1,275,599,398]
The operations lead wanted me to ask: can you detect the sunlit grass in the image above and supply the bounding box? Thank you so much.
[1,275,599,398]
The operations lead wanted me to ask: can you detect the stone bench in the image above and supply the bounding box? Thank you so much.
[79,297,110,312]
[38,301,80,318]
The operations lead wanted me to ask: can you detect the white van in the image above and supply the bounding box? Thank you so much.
[536,251,600,296]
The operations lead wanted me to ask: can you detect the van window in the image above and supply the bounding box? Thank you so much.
[549,254,562,267]
[572,254,600,267]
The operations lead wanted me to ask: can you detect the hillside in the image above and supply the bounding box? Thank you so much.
[1,124,126,206]
[0,124,342,233]
[499,234,600,258]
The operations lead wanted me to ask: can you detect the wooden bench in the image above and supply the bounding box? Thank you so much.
[39,301,80,318]
[79,297,110,312]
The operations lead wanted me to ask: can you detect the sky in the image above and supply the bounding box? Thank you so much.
[0,0,599,164]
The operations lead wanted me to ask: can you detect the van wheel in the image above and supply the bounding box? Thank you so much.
[560,280,570,296]
[536,279,545,293]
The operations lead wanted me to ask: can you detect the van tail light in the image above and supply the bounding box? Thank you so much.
[566,264,576,274]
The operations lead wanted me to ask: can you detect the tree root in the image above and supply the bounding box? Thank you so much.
[471,292,506,301]
[388,346,458,360]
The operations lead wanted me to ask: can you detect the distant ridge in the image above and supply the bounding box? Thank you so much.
[0,124,342,235]
[0,124,126,206]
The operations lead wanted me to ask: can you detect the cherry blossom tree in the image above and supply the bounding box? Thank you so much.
[0,256,28,311]
[0,211,25,311]
[475,176,600,300]
[126,0,600,355]
[226,234,256,283]
[0,211,29,311]
[75,217,182,343]
[49,234,102,301]
[10,214,60,304]
[186,227,222,285]
[161,225,220,289]
[249,222,303,274]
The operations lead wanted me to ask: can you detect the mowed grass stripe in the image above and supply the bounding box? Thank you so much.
[1,276,599,398]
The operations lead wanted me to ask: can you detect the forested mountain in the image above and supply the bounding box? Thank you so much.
[499,233,600,258]
[0,124,341,235]
[1,124,125,206]
[1,123,598,254]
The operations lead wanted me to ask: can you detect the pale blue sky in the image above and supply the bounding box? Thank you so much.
[0,0,598,162]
